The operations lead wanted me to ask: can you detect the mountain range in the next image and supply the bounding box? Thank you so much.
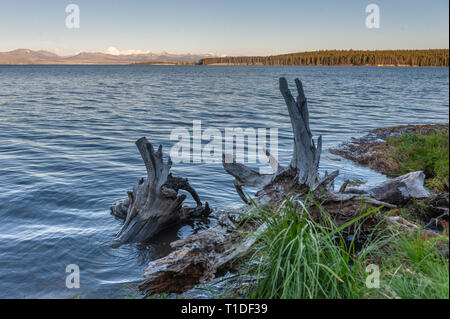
[0,49,216,65]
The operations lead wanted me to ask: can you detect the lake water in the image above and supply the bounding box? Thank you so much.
[0,65,448,298]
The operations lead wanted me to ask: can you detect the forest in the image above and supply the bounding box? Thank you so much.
[199,49,449,67]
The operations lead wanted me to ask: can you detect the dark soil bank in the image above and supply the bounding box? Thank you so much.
[330,123,449,176]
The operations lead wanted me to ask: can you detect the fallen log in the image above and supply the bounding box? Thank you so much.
[111,137,210,248]
[343,171,431,205]
[138,209,263,296]
[366,171,432,204]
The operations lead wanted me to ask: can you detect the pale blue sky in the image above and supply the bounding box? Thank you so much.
[0,0,448,56]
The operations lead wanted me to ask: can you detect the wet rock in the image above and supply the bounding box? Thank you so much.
[110,197,129,219]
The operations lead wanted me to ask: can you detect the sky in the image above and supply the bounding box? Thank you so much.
[0,0,448,56]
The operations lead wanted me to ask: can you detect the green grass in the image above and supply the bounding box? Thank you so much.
[364,232,449,299]
[242,198,449,299]
[245,199,379,299]
[387,130,449,192]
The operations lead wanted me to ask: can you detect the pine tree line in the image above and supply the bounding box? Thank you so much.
[199,49,449,67]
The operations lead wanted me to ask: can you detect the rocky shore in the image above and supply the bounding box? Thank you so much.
[330,123,449,176]
[330,123,449,242]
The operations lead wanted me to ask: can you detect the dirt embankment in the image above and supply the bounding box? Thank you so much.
[330,123,449,176]
[331,123,449,235]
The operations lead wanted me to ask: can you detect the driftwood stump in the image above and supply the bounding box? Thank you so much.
[223,78,431,208]
[223,77,337,204]
[111,137,210,248]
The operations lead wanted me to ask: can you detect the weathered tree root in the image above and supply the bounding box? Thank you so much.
[223,78,338,204]
[386,216,440,238]
[425,211,449,235]
[112,77,435,297]
[111,137,210,248]
[138,209,264,296]
[223,78,431,210]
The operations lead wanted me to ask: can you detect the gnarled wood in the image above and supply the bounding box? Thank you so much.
[281,78,322,185]
[111,137,210,248]
[138,209,264,296]
[111,77,435,297]
[343,171,432,205]
[223,77,334,204]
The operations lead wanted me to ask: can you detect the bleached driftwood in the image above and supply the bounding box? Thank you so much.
[223,78,432,209]
[138,210,265,296]
[366,171,431,204]
[223,78,339,203]
[341,171,431,206]
[137,169,432,296]
[223,77,336,204]
[111,137,210,248]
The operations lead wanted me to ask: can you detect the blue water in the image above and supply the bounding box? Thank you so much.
[0,65,448,298]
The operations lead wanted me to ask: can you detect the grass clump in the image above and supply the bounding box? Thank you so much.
[364,232,449,299]
[387,130,449,192]
[246,199,378,299]
[243,198,449,299]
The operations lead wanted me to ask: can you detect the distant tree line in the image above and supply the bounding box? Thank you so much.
[133,61,196,65]
[199,49,449,67]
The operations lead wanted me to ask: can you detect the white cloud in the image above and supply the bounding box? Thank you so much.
[105,46,151,56]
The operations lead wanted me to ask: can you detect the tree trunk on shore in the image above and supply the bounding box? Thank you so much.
[223,77,338,203]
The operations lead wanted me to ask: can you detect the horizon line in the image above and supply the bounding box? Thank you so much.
[1,47,449,58]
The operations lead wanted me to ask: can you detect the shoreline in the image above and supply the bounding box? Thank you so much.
[0,63,448,67]
[179,122,449,299]
[330,123,449,177]
[202,63,424,67]
[152,120,449,298]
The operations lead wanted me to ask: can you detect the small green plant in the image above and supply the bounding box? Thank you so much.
[387,130,449,192]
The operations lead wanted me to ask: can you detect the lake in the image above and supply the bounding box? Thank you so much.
[0,65,448,298]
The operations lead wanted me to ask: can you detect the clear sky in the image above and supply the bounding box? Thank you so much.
[0,0,448,56]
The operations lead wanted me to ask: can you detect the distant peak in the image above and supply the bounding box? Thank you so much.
[0,48,218,64]
[10,48,32,54]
